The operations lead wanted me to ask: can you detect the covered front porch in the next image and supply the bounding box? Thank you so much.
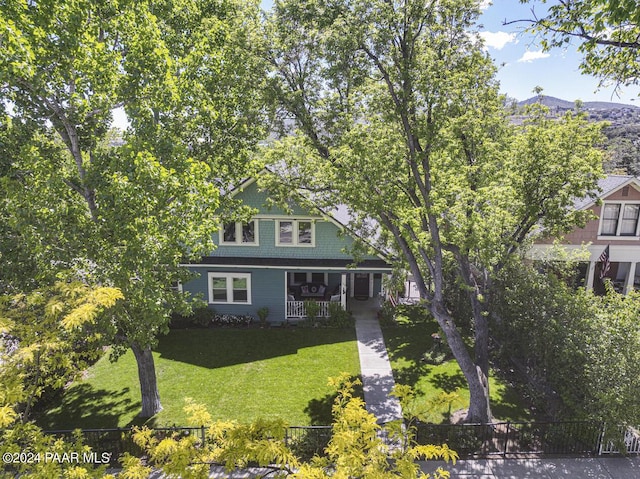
[284,270,386,319]
[528,243,640,295]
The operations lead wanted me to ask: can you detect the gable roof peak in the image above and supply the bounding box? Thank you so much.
[575,174,640,210]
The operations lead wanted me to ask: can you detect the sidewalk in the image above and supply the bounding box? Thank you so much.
[351,298,403,424]
[156,456,640,478]
[420,456,640,478]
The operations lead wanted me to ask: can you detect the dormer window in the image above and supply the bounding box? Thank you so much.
[276,220,315,247]
[221,221,258,245]
[600,203,640,237]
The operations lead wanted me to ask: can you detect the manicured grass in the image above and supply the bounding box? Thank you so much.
[38,328,359,430]
[382,307,531,424]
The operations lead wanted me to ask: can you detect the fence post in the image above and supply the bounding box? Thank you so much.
[503,422,510,458]
[201,426,206,447]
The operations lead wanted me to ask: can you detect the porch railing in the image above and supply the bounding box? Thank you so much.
[286,301,332,318]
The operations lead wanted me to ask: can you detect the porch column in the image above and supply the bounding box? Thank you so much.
[586,261,596,291]
[341,273,347,310]
[284,272,289,319]
[623,263,636,295]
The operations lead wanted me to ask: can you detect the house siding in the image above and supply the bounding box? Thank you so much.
[216,219,366,259]
[189,266,287,321]
[539,186,640,246]
[215,181,381,261]
[232,180,310,216]
[181,177,392,322]
[529,176,640,295]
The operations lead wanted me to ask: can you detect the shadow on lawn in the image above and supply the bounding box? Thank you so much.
[37,384,141,430]
[430,370,467,393]
[382,322,438,390]
[304,375,364,425]
[382,318,532,423]
[155,328,356,370]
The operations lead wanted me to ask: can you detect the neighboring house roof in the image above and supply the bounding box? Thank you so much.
[574,175,640,210]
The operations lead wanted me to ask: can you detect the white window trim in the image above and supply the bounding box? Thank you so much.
[598,201,640,240]
[219,220,259,246]
[208,272,252,304]
[276,219,316,247]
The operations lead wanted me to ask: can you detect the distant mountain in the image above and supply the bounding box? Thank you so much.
[517,95,639,110]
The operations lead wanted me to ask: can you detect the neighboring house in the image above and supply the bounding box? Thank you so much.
[180,177,393,323]
[530,175,640,294]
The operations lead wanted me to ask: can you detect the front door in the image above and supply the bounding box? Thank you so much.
[353,273,370,299]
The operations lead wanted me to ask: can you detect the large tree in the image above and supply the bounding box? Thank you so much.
[264,0,604,423]
[0,0,266,417]
[517,0,640,89]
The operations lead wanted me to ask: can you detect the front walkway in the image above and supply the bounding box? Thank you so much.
[350,298,403,424]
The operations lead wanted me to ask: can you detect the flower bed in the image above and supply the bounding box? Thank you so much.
[170,308,253,328]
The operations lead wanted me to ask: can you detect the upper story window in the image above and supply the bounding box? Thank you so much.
[276,220,315,247]
[221,221,258,245]
[600,203,640,237]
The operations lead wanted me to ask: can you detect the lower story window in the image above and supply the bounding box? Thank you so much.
[208,272,251,304]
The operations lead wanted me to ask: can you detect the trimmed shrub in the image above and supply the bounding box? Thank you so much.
[327,302,354,328]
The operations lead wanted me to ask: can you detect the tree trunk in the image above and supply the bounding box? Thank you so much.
[470,311,492,423]
[131,342,163,418]
[431,302,491,424]
[456,256,493,423]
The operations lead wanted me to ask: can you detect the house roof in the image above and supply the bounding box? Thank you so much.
[574,175,640,210]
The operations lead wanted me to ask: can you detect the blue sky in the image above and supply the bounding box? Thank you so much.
[478,0,640,104]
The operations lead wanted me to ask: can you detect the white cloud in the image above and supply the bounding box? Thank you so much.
[517,50,551,63]
[479,31,517,50]
[479,0,492,9]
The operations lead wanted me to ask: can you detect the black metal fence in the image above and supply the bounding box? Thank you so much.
[414,421,606,457]
[284,426,332,460]
[42,421,639,466]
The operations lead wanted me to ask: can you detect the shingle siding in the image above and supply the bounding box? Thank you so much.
[233,181,309,216]
[215,218,365,259]
[539,184,640,246]
[215,181,381,261]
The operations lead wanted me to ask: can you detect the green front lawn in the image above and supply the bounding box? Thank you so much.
[382,306,531,423]
[38,328,359,430]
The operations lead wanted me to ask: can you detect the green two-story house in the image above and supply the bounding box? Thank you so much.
[180,177,393,323]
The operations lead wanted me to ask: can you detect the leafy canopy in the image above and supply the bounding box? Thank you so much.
[0,282,122,426]
[519,0,640,88]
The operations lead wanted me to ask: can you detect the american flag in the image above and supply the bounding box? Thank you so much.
[598,245,611,280]
[388,294,398,307]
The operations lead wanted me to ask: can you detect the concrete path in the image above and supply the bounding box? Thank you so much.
[351,298,403,424]
[420,457,640,478]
